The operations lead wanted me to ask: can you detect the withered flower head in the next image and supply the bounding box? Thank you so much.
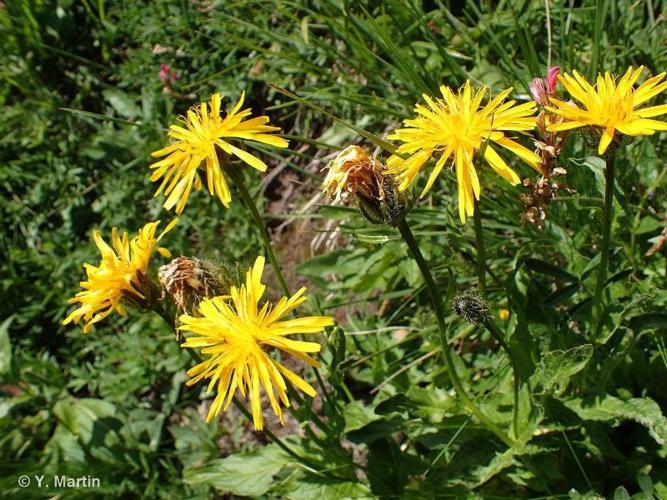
[159,256,227,315]
[322,146,384,201]
[322,145,407,225]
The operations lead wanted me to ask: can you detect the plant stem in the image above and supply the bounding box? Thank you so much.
[230,397,308,463]
[484,319,520,439]
[593,153,615,334]
[222,161,290,296]
[183,345,313,468]
[473,199,487,294]
[220,154,334,436]
[395,216,514,447]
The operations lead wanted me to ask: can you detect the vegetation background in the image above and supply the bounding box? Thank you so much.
[1,0,666,498]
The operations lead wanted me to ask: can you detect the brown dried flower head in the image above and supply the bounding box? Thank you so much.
[322,145,407,225]
[159,256,226,315]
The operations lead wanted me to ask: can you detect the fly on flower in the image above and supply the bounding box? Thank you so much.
[63,219,178,333]
[179,256,334,430]
[546,67,667,155]
[387,81,541,223]
[150,93,289,214]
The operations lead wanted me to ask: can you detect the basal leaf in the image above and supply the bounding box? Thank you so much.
[531,345,593,396]
[564,396,667,445]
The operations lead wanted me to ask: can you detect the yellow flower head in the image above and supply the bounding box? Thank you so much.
[546,67,667,155]
[179,256,334,430]
[63,219,178,333]
[150,92,289,214]
[387,81,541,223]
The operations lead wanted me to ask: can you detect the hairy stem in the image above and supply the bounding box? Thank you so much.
[221,160,290,296]
[484,319,520,439]
[395,216,514,447]
[593,153,615,335]
[473,199,487,294]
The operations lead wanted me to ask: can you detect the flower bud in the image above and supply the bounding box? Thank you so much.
[453,290,489,325]
[530,66,560,106]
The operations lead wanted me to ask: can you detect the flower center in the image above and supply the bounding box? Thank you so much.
[447,113,483,151]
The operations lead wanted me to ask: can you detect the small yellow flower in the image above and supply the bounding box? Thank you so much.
[499,309,510,321]
[150,93,289,214]
[546,67,667,155]
[63,220,178,333]
[387,81,541,223]
[179,256,334,430]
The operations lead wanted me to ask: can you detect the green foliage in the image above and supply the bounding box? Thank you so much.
[2,0,667,498]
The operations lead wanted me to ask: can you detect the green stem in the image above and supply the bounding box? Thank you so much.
[593,153,615,334]
[222,161,290,296]
[484,319,520,439]
[220,154,333,436]
[183,345,311,467]
[230,397,299,459]
[395,217,514,447]
[473,199,487,294]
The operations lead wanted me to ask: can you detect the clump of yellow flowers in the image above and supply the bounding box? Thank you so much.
[63,65,667,432]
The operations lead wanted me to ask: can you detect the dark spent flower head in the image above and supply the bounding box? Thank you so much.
[159,256,227,315]
[322,145,408,225]
[453,290,489,324]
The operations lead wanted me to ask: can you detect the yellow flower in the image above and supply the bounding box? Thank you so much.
[63,220,178,333]
[546,67,667,155]
[179,256,334,430]
[387,81,541,223]
[150,93,289,214]
[498,309,510,321]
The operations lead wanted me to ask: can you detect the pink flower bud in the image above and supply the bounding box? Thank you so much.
[530,78,548,106]
[546,66,560,94]
[158,64,171,84]
[158,64,180,85]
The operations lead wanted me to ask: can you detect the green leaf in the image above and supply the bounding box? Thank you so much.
[629,313,667,332]
[183,444,290,497]
[280,475,374,499]
[343,400,380,434]
[564,396,667,445]
[53,397,117,444]
[102,89,142,119]
[613,486,631,500]
[466,447,520,488]
[524,258,578,282]
[531,345,593,396]
[0,315,14,375]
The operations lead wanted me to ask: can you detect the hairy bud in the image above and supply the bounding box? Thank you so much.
[453,290,489,325]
